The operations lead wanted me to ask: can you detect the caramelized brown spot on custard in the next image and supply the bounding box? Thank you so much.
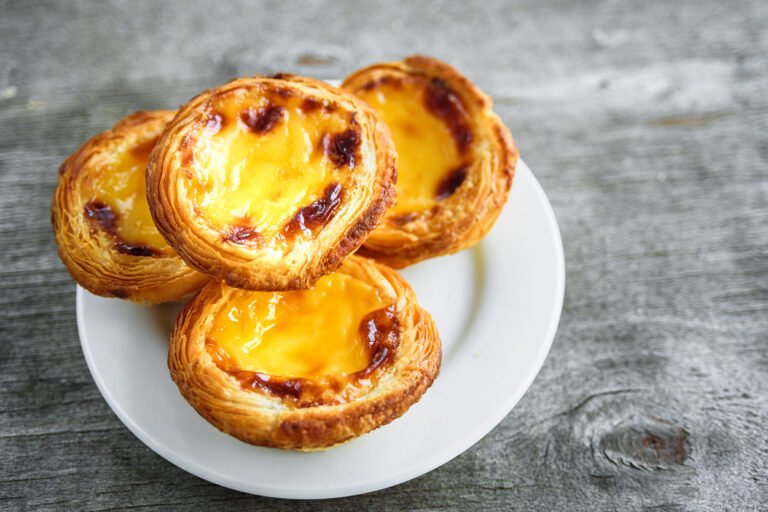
[435,165,468,200]
[84,201,161,257]
[272,87,293,99]
[281,182,343,240]
[84,201,117,232]
[356,305,400,377]
[360,76,402,92]
[300,97,322,113]
[269,72,291,80]
[204,112,224,135]
[222,224,263,246]
[240,105,286,134]
[205,338,305,401]
[299,97,338,114]
[321,128,360,168]
[360,80,376,92]
[236,372,304,399]
[204,338,316,406]
[114,242,159,257]
[112,242,159,257]
[424,78,473,154]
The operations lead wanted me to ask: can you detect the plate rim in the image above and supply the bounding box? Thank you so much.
[77,158,565,499]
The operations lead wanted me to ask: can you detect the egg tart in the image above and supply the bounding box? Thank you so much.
[147,75,397,291]
[342,55,517,268]
[169,255,441,450]
[52,111,209,303]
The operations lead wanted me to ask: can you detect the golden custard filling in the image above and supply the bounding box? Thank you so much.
[209,272,396,379]
[187,88,361,245]
[84,136,170,254]
[354,76,473,215]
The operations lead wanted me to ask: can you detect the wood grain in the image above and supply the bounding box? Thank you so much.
[1,0,766,510]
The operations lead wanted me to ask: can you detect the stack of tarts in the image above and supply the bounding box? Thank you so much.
[52,56,517,450]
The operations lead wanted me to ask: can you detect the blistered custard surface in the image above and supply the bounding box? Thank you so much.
[209,272,393,379]
[84,136,169,253]
[187,88,361,244]
[355,76,472,215]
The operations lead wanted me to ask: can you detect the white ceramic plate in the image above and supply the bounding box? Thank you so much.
[77,159,564,499]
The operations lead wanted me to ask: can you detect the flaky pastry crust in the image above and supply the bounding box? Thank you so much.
[147,75,397,291]
[168,255,441,450]
[343,55,518,268]
[52,111,209,303]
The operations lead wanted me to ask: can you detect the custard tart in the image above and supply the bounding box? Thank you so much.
[342,55,517,268]
[52,111,209,303]
[147,75,397,291]
[169,255,441,450]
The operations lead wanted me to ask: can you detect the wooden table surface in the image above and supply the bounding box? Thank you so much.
[1,0,766,510]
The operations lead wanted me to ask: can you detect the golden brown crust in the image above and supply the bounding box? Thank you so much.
[343,55,518,268]
[147,75,397,291]
[51,111,209,303]
[168,255,441,450]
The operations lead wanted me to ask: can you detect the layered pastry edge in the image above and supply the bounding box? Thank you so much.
[51,110,209,303]
[168,255,441,450]
[343,55,518,268]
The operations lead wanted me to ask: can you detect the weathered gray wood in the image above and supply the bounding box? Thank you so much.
[1,0,767,510]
